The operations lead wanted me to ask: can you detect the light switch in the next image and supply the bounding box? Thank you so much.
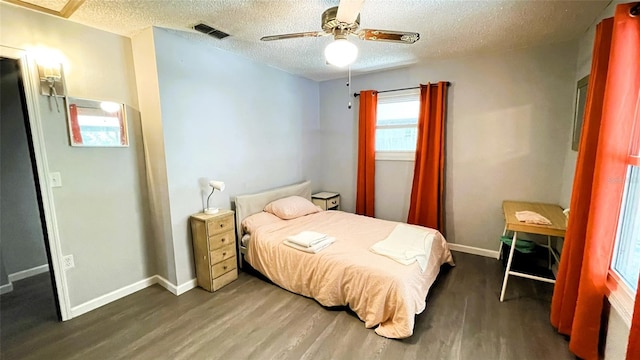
[49,172,62,188]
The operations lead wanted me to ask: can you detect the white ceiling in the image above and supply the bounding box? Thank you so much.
[63,0,609,81]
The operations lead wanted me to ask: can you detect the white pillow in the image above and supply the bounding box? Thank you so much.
[264,196,322,220]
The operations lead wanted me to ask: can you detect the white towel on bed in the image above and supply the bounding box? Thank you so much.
[286,231,328,247]
[369,224,434,272]
[284,237,336,253]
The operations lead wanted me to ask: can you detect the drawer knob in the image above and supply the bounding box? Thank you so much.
[220,224,224,228]
[222,252,226,256]
[223,266,228,270]
[221,238,226,242]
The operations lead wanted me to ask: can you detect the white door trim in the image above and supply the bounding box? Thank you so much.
[1,45,72,320]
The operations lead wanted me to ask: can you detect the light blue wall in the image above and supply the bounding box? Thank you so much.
[151,28,322,284]
[319,41,578,250]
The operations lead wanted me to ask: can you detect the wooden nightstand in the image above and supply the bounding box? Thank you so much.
[190,210,238,292]
[312,192,340,211]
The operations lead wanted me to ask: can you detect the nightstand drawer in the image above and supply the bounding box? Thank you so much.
[312,193,340,211]
[327,196,340,208]
[208,231,234,250]
[212,256,236,278]
[207,215,234,236]
[212,268,238,291]
[210,244,236,265]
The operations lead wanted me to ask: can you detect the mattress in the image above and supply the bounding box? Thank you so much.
[246,210,454,338]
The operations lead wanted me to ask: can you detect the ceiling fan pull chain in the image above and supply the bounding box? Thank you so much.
[347,65,352,109]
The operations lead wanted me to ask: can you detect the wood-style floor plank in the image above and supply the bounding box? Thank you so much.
[0,252,573,360]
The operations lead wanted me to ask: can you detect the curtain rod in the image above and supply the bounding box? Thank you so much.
[353,82,451,98]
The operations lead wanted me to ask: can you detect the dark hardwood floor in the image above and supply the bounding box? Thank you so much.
[0,252,572,360]
[0,272,58,346]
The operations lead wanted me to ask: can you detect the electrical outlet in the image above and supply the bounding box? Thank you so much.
[49,172,62,188]
[63,254,75,270]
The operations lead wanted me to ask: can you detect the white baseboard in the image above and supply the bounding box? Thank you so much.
[155,275,177,295]
[448,243,500,259]
[65,274,198,318]
[8,264,49,282]
[70,275,157,318]
[0,282,14,295]
[176,278,197,295]
[155,275,197,295]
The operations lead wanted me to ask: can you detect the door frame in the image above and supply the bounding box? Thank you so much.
[1,45,72,320]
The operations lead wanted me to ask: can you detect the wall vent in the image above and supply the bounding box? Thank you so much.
[193,23,230,39]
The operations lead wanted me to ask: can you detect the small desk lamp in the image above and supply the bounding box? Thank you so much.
[204,180,225,215]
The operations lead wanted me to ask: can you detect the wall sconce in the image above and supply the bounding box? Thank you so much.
[38,62,66,102]
[37,61,66,112]
[37,62,65,97]
[204,180,225,214]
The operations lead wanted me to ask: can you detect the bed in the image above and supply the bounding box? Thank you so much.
[234,181,454,339]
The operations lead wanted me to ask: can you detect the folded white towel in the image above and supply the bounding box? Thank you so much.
[284,237,336,253]
[370,224,434,272]
[515,211,552,225]
[286,231,328,248]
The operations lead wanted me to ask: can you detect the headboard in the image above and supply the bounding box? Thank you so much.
[234,180,312,243]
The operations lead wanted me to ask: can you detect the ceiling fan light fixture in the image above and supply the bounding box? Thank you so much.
[324,38,358,67]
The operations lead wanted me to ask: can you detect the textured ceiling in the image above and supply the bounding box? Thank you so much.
[66,0,609,81]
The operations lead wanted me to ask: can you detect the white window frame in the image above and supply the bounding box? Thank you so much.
[376,151,415,161]
[608,160,639,327]
[607,271,635,327]
[375,89,419,161]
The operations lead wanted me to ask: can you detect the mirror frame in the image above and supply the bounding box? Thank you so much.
[66,97,129,147]
[572,75,590,151]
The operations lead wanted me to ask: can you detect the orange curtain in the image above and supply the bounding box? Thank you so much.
[623,4,640,359]
[630,275,640,360]
[407,82,448,231]
[551,17,614,343]
[356,90,377,217]
[551,3,639,359]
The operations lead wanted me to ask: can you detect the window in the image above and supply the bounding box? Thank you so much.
[608,129,639,324]
[612,164,640,292]
[376,90,419,160]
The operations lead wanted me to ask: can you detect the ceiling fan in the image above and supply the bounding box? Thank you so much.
[260,0,420,67]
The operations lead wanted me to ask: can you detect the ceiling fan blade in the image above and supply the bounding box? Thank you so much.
[336,0,364,24]
[358,29,420,44]
[261,31,326,41]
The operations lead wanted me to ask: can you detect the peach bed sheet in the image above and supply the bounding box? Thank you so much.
[246,211,454,338]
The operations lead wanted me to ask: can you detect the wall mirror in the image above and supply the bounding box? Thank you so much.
[66,97,128,147]
[572,75,589,151]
